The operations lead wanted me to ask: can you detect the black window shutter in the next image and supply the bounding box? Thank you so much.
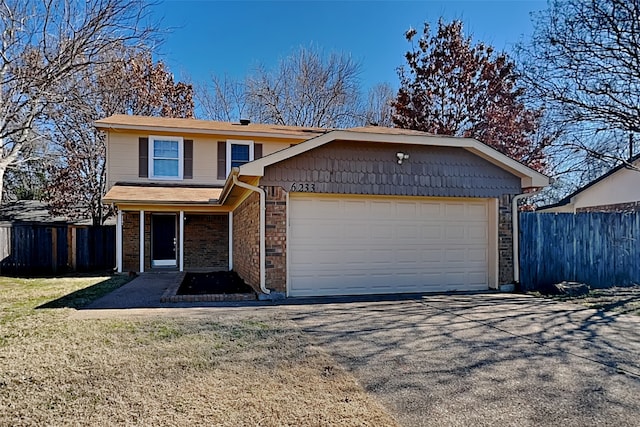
[139,137,148,178]
[217,141,226,179]
[254,143,263,159]
[184,139,193,179]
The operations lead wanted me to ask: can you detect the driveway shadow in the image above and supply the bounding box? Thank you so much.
[285,294,640,427]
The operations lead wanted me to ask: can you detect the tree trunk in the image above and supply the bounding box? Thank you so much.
[0,150,19,205]
[0,160,9,205]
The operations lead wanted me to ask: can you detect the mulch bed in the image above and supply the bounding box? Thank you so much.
[177,271,254,295]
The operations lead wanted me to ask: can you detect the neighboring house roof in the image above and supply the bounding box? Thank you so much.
[237,128,549,189]
[539,154,640,212]
[95,115,328,140]
[0,200,69,225]
[103,184,222,206]
[0,200,113,226]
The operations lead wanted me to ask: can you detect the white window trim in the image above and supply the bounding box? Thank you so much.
[149,135,184,180]
[226,139,254,176]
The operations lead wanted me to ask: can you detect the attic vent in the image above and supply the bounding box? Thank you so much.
[239,118,250,125]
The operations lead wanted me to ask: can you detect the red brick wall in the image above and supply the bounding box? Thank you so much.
[183,214,229,270]
[265,186,287,292]
[577,201,640,212]
[232,192,261,292]
[499,195,514,284]
[122,211,139,272]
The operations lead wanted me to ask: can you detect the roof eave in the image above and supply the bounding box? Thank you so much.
[102,199,221,206]
[94,121,319,141]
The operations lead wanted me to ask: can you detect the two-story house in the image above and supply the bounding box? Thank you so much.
[98,114,548,298]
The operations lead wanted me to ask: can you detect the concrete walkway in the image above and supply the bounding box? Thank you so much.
[83,273,178,309]
[82,273,264,311]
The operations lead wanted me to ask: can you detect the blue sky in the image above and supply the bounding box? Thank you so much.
[151,0,547,91]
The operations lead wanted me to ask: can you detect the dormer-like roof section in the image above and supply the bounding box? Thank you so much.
[238,128,550,189]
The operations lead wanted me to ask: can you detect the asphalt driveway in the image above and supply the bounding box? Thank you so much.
[284,293,640,426]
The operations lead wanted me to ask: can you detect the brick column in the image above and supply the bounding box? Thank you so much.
[122,211,140,272]
[264,186,287,293]
[498,194,514,284]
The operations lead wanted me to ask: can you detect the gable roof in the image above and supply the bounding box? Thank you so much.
[95,115,327,140]
[539,154,640,210]
[238,128,549,188]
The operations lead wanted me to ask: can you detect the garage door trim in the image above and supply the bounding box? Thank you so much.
[286,193,498,297]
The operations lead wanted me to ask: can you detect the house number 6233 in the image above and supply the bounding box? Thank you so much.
[290,182,315,192]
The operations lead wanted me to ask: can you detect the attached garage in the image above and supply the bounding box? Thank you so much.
[288,194,497,296]
[232,127,549,298]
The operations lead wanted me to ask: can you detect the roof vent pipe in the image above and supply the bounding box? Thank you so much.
[239,118,250,126]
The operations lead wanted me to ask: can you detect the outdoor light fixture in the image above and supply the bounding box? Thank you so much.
[396,151,409,164]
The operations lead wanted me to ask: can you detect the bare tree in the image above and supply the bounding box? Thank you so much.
[519,0,640,172]
[247,47,362,127]
[196,75,252,122]
[363,83,395,127]
[197,46,364,128]
[0,0,155,204]
[45,46,193,225]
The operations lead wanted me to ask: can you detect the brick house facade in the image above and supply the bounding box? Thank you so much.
[101,115,548,297]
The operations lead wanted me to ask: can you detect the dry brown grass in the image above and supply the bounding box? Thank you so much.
[0,276,398,426]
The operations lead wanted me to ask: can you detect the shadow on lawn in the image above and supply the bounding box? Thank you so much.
[37,275,132,310]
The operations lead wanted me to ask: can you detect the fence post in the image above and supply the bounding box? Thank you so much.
[51,227,57,275]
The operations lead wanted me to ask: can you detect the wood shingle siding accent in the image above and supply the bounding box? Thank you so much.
[138,137,148,178]
[217,141,226,180]
[260,141,522,198]
[183,139,193,179]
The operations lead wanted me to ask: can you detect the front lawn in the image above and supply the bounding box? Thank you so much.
[0,276,397,426]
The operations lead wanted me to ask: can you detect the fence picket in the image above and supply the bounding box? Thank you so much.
[0,224,115,276]
[520,212,640,289]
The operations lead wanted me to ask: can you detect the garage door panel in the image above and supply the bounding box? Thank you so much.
[289,195,490,296]
[468,248,488,262]
[397,224,420,239]
[445,226,465,240]
[396,202,419,218]
[421,225,442,240]
[420,202,442,216]
[468,203,488,217]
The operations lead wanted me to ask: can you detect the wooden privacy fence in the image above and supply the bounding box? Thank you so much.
[519,212,640,290]
[0,223,115,276]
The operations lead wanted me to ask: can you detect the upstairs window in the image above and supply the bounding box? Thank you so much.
[226,140,254,176]
[150,136,183,179]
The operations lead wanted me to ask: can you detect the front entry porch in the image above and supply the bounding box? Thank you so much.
[116,210,231,273]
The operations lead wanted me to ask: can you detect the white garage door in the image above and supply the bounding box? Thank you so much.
[288,195,490,297]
